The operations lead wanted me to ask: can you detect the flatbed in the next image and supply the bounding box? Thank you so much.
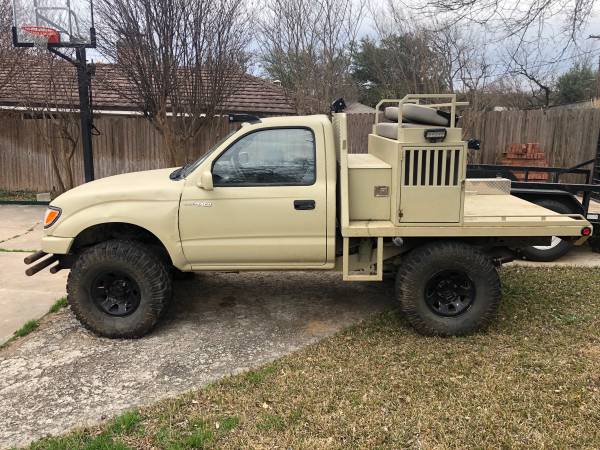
[468,158,600,258]
[336,99,589,245]
[347,195,586,232]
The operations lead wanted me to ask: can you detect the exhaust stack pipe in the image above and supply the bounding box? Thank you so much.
[24,250,47,265]
[49,263,65,274]
[25,255,58,276]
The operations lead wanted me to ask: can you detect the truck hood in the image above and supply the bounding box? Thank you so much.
[51,168,183,211]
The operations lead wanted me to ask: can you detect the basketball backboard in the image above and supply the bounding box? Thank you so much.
[12,0,95,48]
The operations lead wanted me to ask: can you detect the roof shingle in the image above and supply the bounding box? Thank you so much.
[0,59,297,115]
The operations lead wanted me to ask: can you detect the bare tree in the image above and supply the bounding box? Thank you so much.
[377,26,447,94]
[96,0,250,165]
[431,23,494,110]
[504,42,556,108]
[422,0,596,46]
[15,54,81,193]
[0,0,22,92]
[258,0,364,114]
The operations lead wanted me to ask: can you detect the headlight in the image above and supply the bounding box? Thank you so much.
[43,206,62,228]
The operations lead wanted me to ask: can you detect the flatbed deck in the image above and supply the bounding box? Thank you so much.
[343,193,588,238]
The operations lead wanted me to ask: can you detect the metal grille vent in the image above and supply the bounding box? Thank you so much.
[403,148,462,187]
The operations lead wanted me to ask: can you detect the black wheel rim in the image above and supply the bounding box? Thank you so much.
[90,270,141,317]
[424,270,476,317]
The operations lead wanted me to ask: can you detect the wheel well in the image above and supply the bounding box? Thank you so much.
[71,223,172,265]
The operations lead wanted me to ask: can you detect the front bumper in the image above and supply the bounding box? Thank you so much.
[41,236,74,255]
[24,236,74,276]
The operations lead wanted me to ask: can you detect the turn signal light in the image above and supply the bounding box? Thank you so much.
[581,227,592,236]
[43,207,61,228]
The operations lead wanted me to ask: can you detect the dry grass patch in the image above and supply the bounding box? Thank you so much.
[0,190,37,202]
[31,267,600,449]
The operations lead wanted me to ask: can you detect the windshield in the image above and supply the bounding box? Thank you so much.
[177,130,237,179]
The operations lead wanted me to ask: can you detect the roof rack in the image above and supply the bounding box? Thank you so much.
[375,94,469,129]
[373,94,469,142]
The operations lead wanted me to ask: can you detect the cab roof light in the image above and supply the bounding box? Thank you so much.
[424,128,447,143]
[228,113,261,124]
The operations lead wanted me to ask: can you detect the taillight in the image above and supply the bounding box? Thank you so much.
[43,207,61,228]
[581,227,592,237]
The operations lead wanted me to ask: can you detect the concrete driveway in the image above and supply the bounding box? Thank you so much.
[0,204,46,251]
[0,271,395,448]
[0,205,67,345]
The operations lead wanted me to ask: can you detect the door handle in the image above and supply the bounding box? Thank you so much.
[294,200,315,210]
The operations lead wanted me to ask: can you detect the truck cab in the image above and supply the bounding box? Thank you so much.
[177,115,337,269]
[26,94,593,339]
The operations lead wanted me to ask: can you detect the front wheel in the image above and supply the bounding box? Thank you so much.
[67,239,172,338]
[396,241,501,336]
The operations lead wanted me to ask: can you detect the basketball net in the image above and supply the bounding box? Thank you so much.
[21,26,60,48]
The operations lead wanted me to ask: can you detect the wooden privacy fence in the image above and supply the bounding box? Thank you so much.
[0,114,236,192]
[1,108,599,191]
[346,109,600,183]
[462,108,600,176]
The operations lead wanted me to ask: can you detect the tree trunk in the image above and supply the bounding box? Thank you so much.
[50,149,67,193]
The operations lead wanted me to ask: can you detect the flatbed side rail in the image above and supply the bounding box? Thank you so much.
[465,213,587,224]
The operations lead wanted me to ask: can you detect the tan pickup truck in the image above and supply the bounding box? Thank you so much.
[25,94,592,339]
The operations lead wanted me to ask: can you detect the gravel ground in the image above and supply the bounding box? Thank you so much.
[0,271,394,449]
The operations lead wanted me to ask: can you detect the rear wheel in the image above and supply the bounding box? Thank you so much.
[67,239,172,338]
[396,241,501,336]
[520,198,575,262]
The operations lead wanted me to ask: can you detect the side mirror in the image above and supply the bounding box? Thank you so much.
[467,139,481,150]
[197,171,214,191]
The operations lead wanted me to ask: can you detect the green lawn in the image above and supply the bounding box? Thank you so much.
[28,267,600,449]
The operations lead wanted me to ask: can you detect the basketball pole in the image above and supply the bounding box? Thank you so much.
[49,46,95,182]
[75,47,95,182]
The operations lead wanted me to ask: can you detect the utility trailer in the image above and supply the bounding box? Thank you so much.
[25,94,593,339]
[467,156,600,260]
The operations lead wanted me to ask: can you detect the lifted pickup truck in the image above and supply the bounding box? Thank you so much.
[25,94,593,338]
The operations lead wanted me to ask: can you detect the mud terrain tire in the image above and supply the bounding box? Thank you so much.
[67,239,172,338]
[396,241,501,336]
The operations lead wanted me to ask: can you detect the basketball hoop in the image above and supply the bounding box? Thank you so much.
[21,26,60,47]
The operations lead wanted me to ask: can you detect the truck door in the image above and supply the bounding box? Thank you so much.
[179,126,328,267]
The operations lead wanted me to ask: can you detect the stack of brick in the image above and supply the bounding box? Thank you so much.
[499,143,549,181]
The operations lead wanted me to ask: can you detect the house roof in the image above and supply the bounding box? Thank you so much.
[345,102,375,114]
[0,60,297,116]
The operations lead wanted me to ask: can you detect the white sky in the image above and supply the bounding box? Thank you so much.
[82,0,600,80]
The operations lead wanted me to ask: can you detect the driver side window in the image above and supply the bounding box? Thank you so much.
[212,128,316,186]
